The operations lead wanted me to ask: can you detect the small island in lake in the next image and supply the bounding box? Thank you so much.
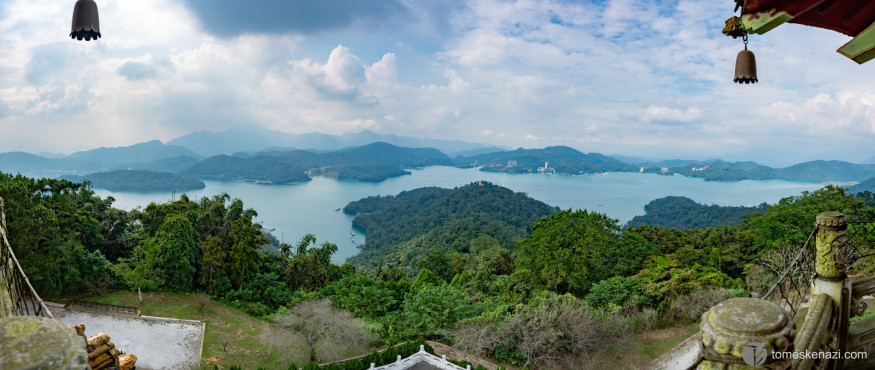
[64,170,206,191]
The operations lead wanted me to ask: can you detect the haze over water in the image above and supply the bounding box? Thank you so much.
[94,166,823,262]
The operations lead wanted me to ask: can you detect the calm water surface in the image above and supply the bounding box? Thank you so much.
[93,167,823,262]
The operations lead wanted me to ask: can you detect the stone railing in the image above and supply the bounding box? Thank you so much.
[0,196,52,319]
[0,196,90,368]
[649,212,875,369]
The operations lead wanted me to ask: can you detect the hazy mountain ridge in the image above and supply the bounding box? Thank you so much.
[0,141,201,176]
[183,142,454,183]
[849,177,875,193]
[647,160,875,183]
[167,124,500,157]
[123,155,203,173]
[457,145,636,174]
[66,140,202,165]
[4,133,875,186]
[0,152,61,174]
[63,170,206,192]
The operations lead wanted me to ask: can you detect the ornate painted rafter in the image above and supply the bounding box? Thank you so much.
[734,0,875,64]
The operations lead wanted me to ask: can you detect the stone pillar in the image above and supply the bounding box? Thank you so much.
[815,211,847,280]
[809,211,851,369]
[0,316,89,369]
[698,298,796,369]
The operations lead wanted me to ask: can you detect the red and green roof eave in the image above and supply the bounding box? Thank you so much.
[737,0,875,64]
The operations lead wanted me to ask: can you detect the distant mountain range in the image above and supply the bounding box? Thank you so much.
[458,146,636,174]
[647,160,875,183]
[0,140,201,177]
[184,142,453,183]
[4,127,875,190]
[167,124,503,157]
[64,170,205,192]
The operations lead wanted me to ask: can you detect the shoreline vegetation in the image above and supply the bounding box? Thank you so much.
[63,169,206,192]
[3,169,875,368]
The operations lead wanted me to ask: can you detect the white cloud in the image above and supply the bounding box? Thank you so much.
[322,45,365,92]
[642,106,702,123]
[443,69,470,94]
[365,53,398,84]
[762,90,875,135]
[342,118,379,130]
[0,0,873,165]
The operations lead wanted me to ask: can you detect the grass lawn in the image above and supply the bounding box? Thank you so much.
[587,323,700,369]
[85,291,375,369]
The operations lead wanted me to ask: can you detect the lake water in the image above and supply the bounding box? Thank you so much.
[93,166,823,262]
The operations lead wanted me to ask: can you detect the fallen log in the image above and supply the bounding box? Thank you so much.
[88,341,115,360]
[89,353,112,369]
[91,356,114,370]
[87,332,110,347]
[88,349,119,368]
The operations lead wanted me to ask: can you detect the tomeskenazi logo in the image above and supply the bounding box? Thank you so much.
[742,342,769,367]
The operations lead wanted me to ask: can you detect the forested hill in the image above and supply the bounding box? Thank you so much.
[849,177,875,193]
[64,170,205,191]
[455,146,636,174]
[183,142,453,183]
[626,196,768,230]
[648,160,875,182]
[166,124,496,157]
[345,182,559,272]
[0,141,202,176]
[65,140,202,167]
[6,170,875,368]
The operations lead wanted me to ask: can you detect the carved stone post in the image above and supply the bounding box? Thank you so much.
[815,211,847,281]
[809,211,850,369]
[698,297,796,369]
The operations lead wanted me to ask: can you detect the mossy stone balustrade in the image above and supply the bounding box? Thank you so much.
[805,211,852,369]
[0,316,89,369]
[649,211,875,369]
[698,297,795,369]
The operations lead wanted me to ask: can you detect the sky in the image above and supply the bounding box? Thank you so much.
[1,0,874,166]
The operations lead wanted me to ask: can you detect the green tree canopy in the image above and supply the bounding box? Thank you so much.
[230,216,268,289]
[156,213,199,291]
[515,209,621,296]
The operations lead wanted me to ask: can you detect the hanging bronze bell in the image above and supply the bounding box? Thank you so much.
[734,47,757,84]
[70,0,100,41]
